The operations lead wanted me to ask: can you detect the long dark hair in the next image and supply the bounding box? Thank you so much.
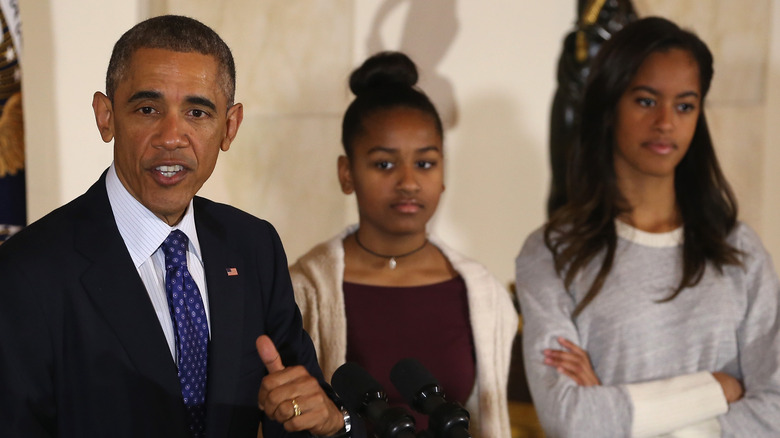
[545,16,741,317]
[341,51,443,158]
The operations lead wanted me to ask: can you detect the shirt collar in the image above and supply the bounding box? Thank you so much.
[615,219,683,248]
[105,163,203,268]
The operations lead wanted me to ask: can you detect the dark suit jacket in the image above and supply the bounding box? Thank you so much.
[0,174,327,438]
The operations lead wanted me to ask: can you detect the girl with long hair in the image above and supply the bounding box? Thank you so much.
[290,51,517,437]
[516,17,780,437]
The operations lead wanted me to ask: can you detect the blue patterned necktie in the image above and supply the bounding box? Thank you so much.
[162,229,209,437]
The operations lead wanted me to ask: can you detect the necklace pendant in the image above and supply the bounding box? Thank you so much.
[388,257,397,270]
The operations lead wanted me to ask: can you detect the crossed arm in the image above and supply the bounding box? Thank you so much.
[543,336,744,402]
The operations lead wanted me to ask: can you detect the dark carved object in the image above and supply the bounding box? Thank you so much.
[547,0,637,217]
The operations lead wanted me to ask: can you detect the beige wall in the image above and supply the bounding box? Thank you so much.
[764,1,780,269]
[20,1,142,221]
[20,1,780,284]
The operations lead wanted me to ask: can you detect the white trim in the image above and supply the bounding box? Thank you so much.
[615,220,683,248]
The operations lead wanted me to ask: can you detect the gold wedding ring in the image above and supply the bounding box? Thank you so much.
[291,398,302,417]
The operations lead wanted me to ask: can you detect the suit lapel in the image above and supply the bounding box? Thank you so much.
[194,200,247,437]
[74,178,182,397]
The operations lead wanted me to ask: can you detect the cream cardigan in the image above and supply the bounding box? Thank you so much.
[289,226,518,438]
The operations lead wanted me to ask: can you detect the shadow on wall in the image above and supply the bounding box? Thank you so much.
[366,0,460,130]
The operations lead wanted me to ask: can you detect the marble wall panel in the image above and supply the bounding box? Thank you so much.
[161,0,353,115]
[200,114,353,260]
[706,106,766,229]
[156,0,357,260]
[634,0,770,105]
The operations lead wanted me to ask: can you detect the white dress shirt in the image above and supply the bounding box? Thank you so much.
[105,164,211,362]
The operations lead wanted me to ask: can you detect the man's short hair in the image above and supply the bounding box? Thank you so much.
[106,15,236,107]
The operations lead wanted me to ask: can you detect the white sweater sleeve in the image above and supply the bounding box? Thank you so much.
[625,371,727,437]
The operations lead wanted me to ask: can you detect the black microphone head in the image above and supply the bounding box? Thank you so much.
[332,362,386,414]
[391,359,472,437]
[333,362,419,438]
[389,358,441,405]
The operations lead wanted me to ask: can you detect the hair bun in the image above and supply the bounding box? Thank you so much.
[349,51,419,96]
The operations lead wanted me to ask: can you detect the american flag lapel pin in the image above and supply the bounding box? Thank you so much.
[226,267,238,276]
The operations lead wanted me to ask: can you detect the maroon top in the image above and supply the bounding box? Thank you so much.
[343,276,476,430]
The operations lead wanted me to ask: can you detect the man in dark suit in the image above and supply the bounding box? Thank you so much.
[0,15,348,438]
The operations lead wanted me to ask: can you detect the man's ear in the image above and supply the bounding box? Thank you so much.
[337,155,354,194]
[221,103,244,152]
[92,92,115,143]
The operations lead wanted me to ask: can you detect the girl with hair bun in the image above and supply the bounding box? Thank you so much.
[516,17,780,437]
[290,51,517,437]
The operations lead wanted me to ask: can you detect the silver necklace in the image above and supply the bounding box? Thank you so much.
[354,233,428,270]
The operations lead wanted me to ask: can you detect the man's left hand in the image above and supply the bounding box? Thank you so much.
[256,335,344,436]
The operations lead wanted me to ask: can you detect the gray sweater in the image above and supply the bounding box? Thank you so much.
[515,221,780,437]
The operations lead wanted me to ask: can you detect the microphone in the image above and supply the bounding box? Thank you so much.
[390,358,471,438]
[332,362,417,438]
